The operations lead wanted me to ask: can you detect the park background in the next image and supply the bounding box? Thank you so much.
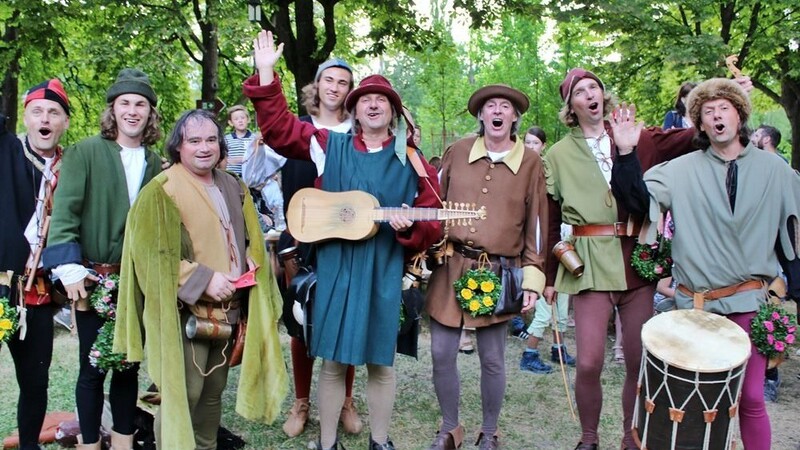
[2,1,800,448]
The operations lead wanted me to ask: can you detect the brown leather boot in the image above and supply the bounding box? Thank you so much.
[75,434,102,450]
[428,424,464,449]
[475,431,500,450]
[282,398,310,437]
[339,396,363,434]
[110,430,134,450]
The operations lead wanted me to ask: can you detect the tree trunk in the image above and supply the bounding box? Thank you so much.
[782,76,800,170]
[292,0,321,116]
[200,0,219,108]
[1,20,20,133]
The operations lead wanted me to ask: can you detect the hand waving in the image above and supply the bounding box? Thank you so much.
[610,102,644,156]
[253,30,284,85]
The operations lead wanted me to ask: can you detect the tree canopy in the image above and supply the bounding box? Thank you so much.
[1,0,795,164]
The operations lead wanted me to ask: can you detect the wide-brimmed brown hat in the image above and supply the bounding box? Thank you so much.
[344,74,403,114]
[468,84,530,117]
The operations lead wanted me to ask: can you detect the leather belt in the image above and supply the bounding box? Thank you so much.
[572,222,641,238]
[84,260,121,277]
[678,280,765,309]
[197,299,242,310]
[451,242,488,260]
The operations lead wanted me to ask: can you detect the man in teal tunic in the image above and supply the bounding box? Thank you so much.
[244,31,442,450]
[611,77,800,450]
[42,68,162,450]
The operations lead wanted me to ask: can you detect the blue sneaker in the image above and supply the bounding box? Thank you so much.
[551,344,576,367]
[510,316,529,339]
[520,350,553,374]
[764,376,780,402]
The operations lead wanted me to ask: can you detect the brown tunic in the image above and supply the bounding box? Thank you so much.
[426,136,547,328]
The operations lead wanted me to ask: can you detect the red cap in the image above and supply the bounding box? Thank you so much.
[559,68,604,104]
[24,79,70,116]
[344,74,403,114]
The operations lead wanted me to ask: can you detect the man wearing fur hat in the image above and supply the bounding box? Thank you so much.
[42,68,163,450]
[244,31,441,450]
[542,68,719,450]
[611,77,800,450]
[424,84,547,450]
[0,78,70,450]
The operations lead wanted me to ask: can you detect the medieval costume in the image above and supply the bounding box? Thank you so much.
[113,164,288,450]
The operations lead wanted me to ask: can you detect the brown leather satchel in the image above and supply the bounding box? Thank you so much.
[229,318,247,367]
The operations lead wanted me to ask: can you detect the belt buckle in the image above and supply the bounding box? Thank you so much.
[613,222,624,237]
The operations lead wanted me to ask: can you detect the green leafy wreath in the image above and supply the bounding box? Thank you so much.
[89,320,134,373]
[631,235,673,282]
[750,302,797,360]
[87,274,132,372]
[454,268,501,317]
[0,296,19,344]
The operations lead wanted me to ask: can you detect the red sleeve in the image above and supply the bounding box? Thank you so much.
[545,194,562,285]
[396,154,443,253]
[634,127,696,171]
[243,73,329,159]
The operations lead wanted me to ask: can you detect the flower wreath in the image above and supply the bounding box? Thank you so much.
[89,320,134,373]
[90,274,120,320]
[88,274,132,372]
[0,296,19,344]
[631,235,673,282]
[750,302,797,360]
[454,268,502,317]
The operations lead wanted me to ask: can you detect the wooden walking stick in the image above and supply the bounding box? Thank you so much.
[551,300,577,421]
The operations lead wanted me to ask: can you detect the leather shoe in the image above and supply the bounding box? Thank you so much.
[428,424,464,449]
[339,397,363,434]
[574,442,598,450]
[475,432,499,450]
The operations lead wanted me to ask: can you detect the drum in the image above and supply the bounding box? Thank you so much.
[633,309,750,450]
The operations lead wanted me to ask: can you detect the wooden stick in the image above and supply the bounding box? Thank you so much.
[552,300,577,421]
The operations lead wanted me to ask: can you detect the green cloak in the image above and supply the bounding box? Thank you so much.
[113,171,287,450]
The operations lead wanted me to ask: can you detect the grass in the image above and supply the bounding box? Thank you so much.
[2,314,799,449]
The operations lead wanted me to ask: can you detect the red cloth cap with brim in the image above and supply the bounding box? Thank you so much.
[345,74,403,114]
[468,84,530,117]
[24,78,70,116]
[559,68,604,103]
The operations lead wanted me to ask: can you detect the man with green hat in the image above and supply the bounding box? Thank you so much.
[43,68,163,450]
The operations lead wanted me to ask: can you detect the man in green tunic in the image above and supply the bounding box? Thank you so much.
[43,68,163,450]
[611,77,800,450]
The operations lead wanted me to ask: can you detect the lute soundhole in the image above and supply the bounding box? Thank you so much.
[339,207,356,223]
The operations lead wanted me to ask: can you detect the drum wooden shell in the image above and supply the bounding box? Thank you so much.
[633,309,750,450]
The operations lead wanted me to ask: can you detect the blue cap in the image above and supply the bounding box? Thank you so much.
[315,58,353,82]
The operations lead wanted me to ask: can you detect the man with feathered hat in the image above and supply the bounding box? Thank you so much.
[243,30,442,450]
[611,77,800,450]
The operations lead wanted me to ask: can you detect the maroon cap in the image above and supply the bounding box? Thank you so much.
[559,68,604,103]
[24,78,70,116]
[344,74,403,114]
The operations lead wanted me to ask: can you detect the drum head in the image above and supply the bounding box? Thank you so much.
[641,309,750,372]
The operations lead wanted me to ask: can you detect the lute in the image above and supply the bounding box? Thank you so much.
[287,188,486,243]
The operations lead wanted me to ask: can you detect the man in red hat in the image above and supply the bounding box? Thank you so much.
[243,30,442,450]
[424,84,547,450]
[543,68,751,450]
[0,78,70,450]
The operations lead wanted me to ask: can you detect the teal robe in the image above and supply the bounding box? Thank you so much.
[312,132,418,366]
